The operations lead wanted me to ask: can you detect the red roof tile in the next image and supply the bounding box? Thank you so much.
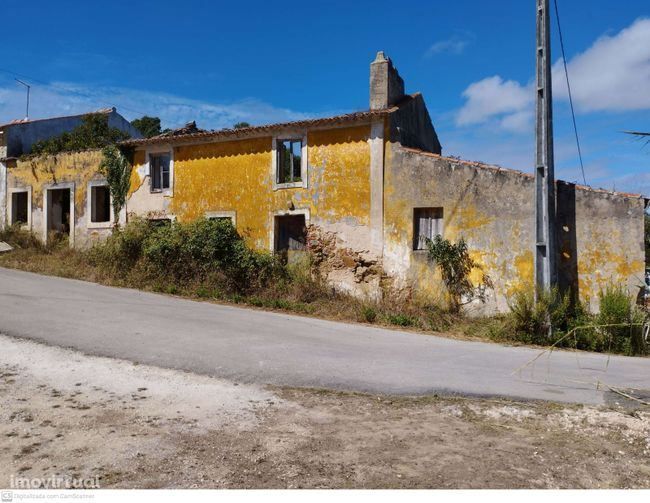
[121,104,405,147]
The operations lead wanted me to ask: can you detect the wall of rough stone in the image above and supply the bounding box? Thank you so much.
[306,224,384,299]
[383,145,647,313]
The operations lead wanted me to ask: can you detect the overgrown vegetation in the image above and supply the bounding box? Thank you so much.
[99,145,131,227]
[593,285,647,355]
[27,114,131,158]
[85,218,283,293]
[98,146,133,224]
[426,235,491,312]
[507,287,571,346]
[0,219,460,332]
[0,222,646,356]
[467,285,647,356]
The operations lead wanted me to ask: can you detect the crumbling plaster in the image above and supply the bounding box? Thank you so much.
[128,125,377,255]
[5,150,119,247]
[384,145,646,313]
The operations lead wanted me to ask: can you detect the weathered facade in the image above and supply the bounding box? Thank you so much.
[2,150,123,247]
[2,53,647,312]
[383,147,647,312]
[0,108,137,246]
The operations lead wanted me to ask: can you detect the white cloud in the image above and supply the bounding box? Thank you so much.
[552,17,650,112]
[455,17,650,130]
[0,79,315,130]
[425,35,471,57]
[455,76,533,127]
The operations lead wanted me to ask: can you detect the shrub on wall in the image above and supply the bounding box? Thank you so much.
[426,235,491,312]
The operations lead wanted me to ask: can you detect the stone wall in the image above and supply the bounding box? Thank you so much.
[307,224,383,300]
[383,145,647,313]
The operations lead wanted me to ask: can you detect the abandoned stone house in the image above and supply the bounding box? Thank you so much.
[1,52,647,312]
[0,108,140,246]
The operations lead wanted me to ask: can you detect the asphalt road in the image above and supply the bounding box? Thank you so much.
[1,267,649,405]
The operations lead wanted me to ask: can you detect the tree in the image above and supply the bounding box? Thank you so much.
[233,122,251,129]
[131,116,162,138]
[29,114,131,157]
[99,145,133,226]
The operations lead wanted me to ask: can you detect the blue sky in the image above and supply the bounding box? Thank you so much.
[1,0,649,196]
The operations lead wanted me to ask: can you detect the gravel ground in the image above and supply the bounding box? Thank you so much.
[1,335,648,489]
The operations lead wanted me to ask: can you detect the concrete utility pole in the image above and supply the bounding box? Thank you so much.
[535,0,557,294]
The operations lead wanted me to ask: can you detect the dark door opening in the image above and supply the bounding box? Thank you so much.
[48,188,71,236]
[11,192,28,225]
[275,214,307,263]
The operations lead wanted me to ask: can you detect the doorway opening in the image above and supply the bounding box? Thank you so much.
[47,188,72,241]
[274,214,307,264]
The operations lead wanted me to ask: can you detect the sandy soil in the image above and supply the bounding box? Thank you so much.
[1,335,648,489]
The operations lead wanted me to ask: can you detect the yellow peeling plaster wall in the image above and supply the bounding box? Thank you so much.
[6,150,111,246]
[383,145,646,313]
[127,125,373,252]
[568,188,646,310]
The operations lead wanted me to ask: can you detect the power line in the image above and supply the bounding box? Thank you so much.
[0,67,149,118]
[553,0,587,186]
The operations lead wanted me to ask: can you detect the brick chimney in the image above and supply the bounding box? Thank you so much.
[369,51,405,110]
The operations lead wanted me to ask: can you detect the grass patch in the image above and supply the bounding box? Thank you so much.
[385,313,416,327]
[361,306,377,323]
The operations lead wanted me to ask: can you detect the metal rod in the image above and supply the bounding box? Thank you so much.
[15,78,31,120]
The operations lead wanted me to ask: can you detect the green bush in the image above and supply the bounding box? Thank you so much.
[87,217,151,274]
[88,217,283,293]
[28,114,130,157]
[596,285,646,356]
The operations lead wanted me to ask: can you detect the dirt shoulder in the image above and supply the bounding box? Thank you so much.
[1,335,648,489]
